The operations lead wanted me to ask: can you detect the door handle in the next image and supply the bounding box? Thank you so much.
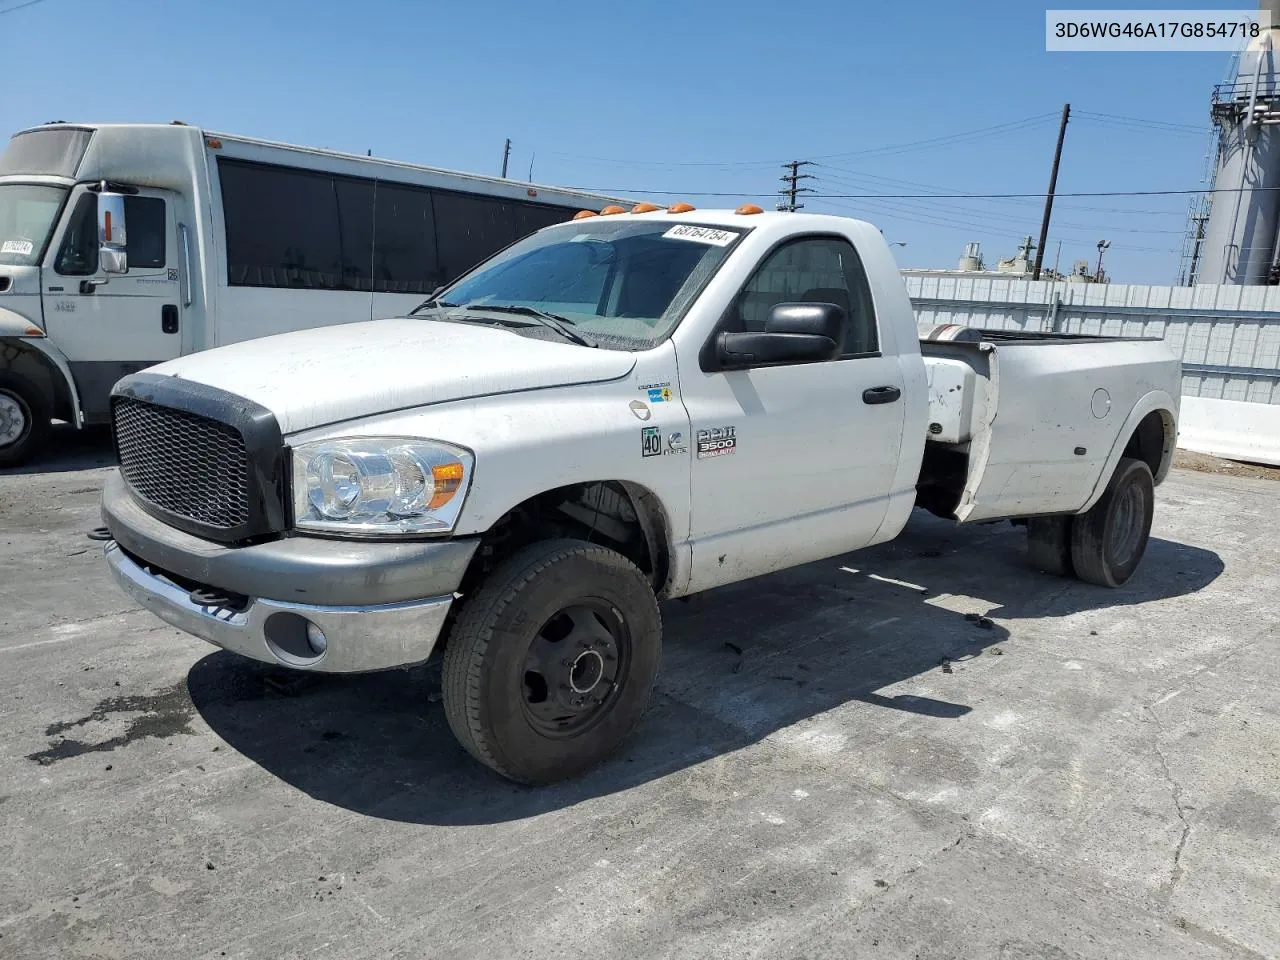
[862,385,901,405]
[161,304,179,335]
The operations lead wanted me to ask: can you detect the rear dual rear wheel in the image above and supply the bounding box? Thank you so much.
[1026,456,1154,588]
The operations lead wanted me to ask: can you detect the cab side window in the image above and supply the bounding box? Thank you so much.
[125,197,167,269]
[729,236,879,357]
[56,194,166,276]
[55,194,97,276]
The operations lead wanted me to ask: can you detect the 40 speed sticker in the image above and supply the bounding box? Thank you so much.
[696,425,737,459]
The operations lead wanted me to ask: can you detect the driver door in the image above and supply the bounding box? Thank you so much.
[42,185,184,422]
[680,234,907,592]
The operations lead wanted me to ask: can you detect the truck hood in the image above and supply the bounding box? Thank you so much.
[146,318,637,434]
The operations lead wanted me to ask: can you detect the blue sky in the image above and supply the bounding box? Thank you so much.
[0,0,1247,282]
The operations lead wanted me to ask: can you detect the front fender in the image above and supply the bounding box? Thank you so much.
[0,333,84,428]
[0,305,45,337]
[1078,388,1177,514]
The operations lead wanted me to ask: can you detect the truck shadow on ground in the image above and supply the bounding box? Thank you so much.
[186,512,1223,825]
[2,425,114,475]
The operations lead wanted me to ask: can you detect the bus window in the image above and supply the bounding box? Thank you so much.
[217,156,585,294]
[220,159,342,289]
[433,191,519,281]
[373,182,440,294]
[335,178,375,292]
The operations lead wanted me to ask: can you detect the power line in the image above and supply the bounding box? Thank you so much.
[817,196,1179,254]
[540,112,1059,170]
[803,114,1059,163]
[1073,110,1205,133]
[812,172,1183,234]
[0,0,52,14]
[569,185,1275,199]
[813,164,1187,216]
[811,194,1171,248]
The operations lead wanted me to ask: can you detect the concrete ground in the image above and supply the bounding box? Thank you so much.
[2,429,1278,960]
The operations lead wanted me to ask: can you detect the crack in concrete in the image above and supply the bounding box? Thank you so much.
[1144,704,1192,898]
[1171,915,1275,960]
[49,608,139,628]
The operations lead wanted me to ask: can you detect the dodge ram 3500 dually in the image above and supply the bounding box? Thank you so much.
[98,206,1181,784]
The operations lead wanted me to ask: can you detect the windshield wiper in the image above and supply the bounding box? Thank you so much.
[460,303,597,348]
[410,297,456,314]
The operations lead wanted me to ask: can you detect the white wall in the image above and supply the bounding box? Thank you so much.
[905,276,1280,465]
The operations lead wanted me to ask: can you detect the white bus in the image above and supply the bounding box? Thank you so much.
[0,122,625,464]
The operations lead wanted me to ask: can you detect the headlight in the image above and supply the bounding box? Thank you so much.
[291,438,473,536]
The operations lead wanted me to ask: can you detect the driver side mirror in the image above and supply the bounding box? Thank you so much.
[97,189,128,276]
[714,302,844,371]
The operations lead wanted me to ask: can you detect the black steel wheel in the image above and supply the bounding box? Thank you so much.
[1070,457,1155,588]
[442,538,661,784]
[0,374,49,468]
[519,601,631,738]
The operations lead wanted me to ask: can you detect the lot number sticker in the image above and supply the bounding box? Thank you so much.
[663,225,738,247]
[1,239,34,256]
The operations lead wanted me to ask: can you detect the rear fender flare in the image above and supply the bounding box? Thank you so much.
[1078,389,1176,514]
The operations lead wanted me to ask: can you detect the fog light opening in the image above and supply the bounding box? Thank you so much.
[305,621,328,655]
[263,612,329,666]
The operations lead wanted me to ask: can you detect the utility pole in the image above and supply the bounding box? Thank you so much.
[1032,103,1070,281]
[501,138,512,179]
[777,160,814,211]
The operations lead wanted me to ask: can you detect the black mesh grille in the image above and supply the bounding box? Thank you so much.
[113,398,250,530]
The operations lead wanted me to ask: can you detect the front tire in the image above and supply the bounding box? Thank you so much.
[1070,457,1154,588]
[0,374,50,468]
[441,539,662,784]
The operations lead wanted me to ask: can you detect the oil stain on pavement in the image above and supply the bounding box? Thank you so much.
[26,682,196,765]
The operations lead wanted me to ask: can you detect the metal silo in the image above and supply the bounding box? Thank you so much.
[1198,2,1280,284]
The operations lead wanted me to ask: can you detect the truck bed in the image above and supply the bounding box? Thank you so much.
[914,326,1181,523]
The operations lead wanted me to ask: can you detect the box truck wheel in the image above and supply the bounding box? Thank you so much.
[0,374,50,468]
[1070,457,1154,588]
[442,538,662,784]
[1026,516,1074,577]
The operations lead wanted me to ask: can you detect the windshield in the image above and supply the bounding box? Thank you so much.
[0,184,67,266]
[429,219,746,348]
[0,128,92,178]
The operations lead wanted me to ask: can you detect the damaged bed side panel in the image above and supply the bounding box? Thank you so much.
[921,337,1180,523]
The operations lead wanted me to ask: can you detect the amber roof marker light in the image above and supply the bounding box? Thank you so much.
[573,210,599,220]
[735,203,764,215]
[630,202,662,213]
[666,202,696,213]
[599,205,627,215]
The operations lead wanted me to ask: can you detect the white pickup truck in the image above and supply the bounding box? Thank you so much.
[98,206,1181,784]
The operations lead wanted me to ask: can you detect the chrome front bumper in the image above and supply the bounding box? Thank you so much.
[105,541,453,672]
[100,470,474,673]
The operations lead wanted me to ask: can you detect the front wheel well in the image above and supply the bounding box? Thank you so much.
[0,339,75,423]
[455,481,672,605]
[1123,408,1176,484]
